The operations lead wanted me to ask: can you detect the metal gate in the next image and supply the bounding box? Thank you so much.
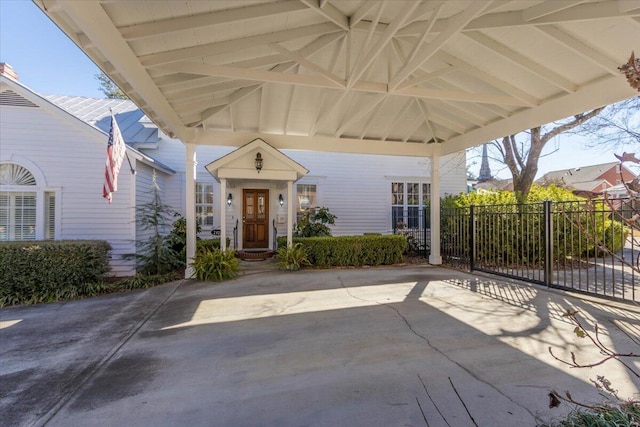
[441,200,639,302]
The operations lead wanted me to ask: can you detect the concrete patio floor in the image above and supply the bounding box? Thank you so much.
[1,265,639,427]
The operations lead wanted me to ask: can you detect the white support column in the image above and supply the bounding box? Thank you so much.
[429,147,442,265]
[220,178,227,251]
[185,143,197,278]
[287,180,293,247]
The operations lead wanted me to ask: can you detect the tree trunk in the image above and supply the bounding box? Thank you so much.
[497,107,605,203]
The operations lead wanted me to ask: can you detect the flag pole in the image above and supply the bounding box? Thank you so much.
[110,108,136,175]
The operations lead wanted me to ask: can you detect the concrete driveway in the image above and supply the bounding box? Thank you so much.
[2,265,639,427]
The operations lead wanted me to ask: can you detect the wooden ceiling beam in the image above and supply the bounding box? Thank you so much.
[120,1,308,40]
[388,2,491,91]
[139,23,342,67]
[299,0,349,30]
[463,31,577,93]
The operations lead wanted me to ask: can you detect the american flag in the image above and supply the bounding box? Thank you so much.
[103,111,127,203]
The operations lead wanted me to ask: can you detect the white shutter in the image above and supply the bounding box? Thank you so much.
[0,193,9,241]
[45,192,55,240]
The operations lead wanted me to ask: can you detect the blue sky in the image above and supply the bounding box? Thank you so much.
[0,0,636,179]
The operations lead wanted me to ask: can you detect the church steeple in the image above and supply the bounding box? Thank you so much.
[478,144,492,182]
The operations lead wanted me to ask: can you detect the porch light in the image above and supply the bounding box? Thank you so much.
[279,194,284,206]
[255,152,263,172]
[227,193,232,207]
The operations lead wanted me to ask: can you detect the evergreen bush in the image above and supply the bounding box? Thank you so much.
[294,207,337,237]
[442,185,627,264]
[277,235,406,267]
[0,240,111,306]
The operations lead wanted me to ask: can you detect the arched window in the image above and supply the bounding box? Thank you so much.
[0,163,55,241]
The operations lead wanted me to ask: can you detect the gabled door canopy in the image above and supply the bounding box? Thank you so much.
[205,138,309,182]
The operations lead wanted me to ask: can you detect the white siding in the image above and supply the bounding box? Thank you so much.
[282,150,467,235]
[1,104,137,275]
[141,138,467,238]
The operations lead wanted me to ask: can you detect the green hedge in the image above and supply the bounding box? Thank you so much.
[277,235,406,267]
[442,185,628,264]
[0,240,111,305]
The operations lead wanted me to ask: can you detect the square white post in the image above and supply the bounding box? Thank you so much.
[287,180,293,247]
[429,148,442,265]
[185,143,197,278]
[220,178,227,251]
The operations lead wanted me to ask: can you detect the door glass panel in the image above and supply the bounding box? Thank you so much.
[246,193,254,219]
[258,193,265,219]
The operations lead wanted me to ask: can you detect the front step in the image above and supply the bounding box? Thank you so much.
[235,249,275,261]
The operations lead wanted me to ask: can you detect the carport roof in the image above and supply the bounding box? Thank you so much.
[34,0,639,157]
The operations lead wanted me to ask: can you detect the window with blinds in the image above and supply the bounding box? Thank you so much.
[0,192,36,240]
[0,163,56,241]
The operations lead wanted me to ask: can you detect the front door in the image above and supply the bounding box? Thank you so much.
[243,189,269,249]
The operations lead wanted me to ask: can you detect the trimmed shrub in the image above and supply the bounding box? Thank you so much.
[0,240,111,306]
[277,235,406,267]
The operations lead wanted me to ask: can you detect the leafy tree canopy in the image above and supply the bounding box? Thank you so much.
[443,184,583,208]
[95,72,128,99]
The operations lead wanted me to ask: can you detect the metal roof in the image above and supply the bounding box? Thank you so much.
[44,95,160,145]
[34,0,640,157]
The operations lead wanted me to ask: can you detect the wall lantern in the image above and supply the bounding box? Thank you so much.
[227,193,232,207]
[279,194,284,207]
[255,152,263,173]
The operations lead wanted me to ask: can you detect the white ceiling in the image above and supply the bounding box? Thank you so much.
[35,0,640,157]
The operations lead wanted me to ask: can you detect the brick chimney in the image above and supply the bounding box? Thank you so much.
[0,63,18,81]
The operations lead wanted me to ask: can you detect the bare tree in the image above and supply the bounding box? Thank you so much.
[568,97,640,150]
[494,108,605,204]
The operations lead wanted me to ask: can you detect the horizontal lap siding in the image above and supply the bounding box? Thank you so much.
[282,150,467,235]
[1,106,136,276]
[140,140,466,237]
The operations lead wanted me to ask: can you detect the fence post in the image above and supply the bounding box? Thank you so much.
[543,200,553,286]
[469,205,476,272]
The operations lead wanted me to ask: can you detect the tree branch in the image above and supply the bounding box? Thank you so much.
[542,107,605,143]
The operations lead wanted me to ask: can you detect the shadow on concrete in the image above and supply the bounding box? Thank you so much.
[2,266,639,427]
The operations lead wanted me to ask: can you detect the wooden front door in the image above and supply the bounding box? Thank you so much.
[243,189,269,249]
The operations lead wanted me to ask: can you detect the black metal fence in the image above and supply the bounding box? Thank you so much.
[393,207,430,258]
[441,199,639,303]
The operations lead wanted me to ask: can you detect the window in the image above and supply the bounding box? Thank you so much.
[296,184,317,222]
[195,182,214,228]
[0,163,54,241]
[391,182,430,230]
